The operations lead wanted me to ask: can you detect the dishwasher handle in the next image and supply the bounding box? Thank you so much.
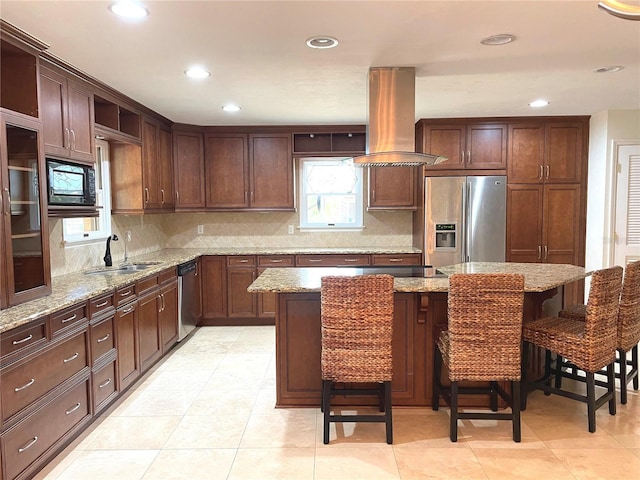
[177,261,197,276]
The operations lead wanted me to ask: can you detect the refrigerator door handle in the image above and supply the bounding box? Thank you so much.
[461,181,469,263]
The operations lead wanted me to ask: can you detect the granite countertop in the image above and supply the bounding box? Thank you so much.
[247,262,588,294]
[0,246,419,333]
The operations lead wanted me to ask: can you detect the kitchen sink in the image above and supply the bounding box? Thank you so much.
[85,262,162,275]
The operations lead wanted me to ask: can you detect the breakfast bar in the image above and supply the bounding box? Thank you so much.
[248,262,587,408]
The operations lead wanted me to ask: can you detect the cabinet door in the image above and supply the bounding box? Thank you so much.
[227,267,257,317]
[543,184,581,265]
[201,256,227,320]
[544,123,583,183]
[142,119,162,209]
[421,125,465,170]
[506,184,544,263]
[368,166,417,209]
[205,134,249,208]
[173,130,205,209]
[65,79,94,163]
[40,66,68,158]
[159,279,179,353]
[115,301,139,391]
[138,289,161,372]
[158,127,174,209]
[466,123,507,169]
[508,123,545,183]
[249,133,294,209]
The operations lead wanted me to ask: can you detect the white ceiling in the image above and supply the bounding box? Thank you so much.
[1,0,639,126]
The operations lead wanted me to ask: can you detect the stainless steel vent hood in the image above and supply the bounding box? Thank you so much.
[353,67,447,167]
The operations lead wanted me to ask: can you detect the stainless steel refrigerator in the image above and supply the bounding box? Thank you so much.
[420,176,506,267]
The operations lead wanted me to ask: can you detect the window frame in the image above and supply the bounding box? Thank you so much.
[298,157,364,231]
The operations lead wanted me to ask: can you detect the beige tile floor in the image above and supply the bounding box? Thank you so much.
[34,326,640,480]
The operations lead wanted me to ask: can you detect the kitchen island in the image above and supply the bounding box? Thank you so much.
[248,262,587,408]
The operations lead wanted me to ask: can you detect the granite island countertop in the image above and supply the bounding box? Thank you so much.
[247,262,589,294]
[0,246,420,333]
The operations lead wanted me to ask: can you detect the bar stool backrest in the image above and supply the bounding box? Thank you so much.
[618,260,640,352]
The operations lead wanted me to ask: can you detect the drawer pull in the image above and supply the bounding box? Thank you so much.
[99,378,112,389]
[65,403,81,415]
[122,305,135,314]
[269,259,283,263]
[62,313,78,323]
[18,436,38,453]
[96,300,109,308]
[387,258,403,262]
[97,333,110,343]
[63,352,79,363]
[120,289,133,297]
[15,378,35,392]
[12,334,33,345]
[344,259,358,263]
[238,259,249,263]
[308,259,322,263]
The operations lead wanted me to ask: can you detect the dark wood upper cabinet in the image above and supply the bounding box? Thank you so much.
[173,129,205,209]
[205,133,249,208]
[141,117,174,211]
[40,63,94,164]
[249,133,293,209]
[368,166,418,209]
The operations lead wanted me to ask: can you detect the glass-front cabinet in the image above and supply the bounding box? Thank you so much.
[0,112,51,308]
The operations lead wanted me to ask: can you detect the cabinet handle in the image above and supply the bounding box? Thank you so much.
[544,245,548,260]
[158,293,165,313]
[344,259,358,263]
[99,378,112,389]
[238,259,249,263]
[546,165,550,179]
[539,165,543,180]
[122,305,135,314]
[161,189,165,204]
[467,150,471,164]
[244,191,248,203]
[269,259,284,263]
[96,300,109,308]
[250,191,254,203]
[71,129,76,151]
[175,190,180,202]
[3,188,10,215]
[195,262,198,277]
[461,150,465,163]
[15,378,35,392]
[120,289,133,297]
[538,246,542,260]
[308,259,322,263]
[144,187,149,204]
[65,402,81,415]
[97,333,110,343]
[61,313,77,324]
[63,352,79,363]
[12,334,33,345]
[18,436,38,453]
[65,127,70,149]
[387,258,403,263]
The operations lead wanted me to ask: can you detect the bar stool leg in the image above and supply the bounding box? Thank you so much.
[512,380,521,442]
[632,345,639,390]
[521,341,530,411]
[322,380,331,444]
[384,381,393,444]
[607,363,616,415]
[586,372,596,433]
[433,348,443,411]
[619,349,629,405]
[450,381,458,442]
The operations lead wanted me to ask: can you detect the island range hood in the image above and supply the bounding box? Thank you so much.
[353,67,447,167]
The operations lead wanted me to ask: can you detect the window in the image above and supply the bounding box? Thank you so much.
[63,140,112,244]
[299,157,363,229]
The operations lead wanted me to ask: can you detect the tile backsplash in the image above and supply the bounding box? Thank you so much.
[49,210,413,277]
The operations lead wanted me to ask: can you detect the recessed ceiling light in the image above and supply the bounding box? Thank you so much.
[184,67,210,79]
[594,65,624,73]
[529,99,550,108]
[109,2,148,19]
[222,105,241,113]
[306,36,339,49]
[480,34,516,46]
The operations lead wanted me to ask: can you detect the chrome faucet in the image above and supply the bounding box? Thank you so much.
[104,234,119,267]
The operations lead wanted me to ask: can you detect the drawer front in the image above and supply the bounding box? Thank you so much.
[115,284,136,306]
[227,255,256,267]
[257,255,295,267]
[2,379,90,480]
[137,275,159,295]
[0,321,47,360]
[89,293,116,319]
[90,317,115,364]
[371,254,422,265]
[92,360,117,411]
[51,303,87,336]
[158,267,177,284]
[295,254,370,266]
[1,330,89,422]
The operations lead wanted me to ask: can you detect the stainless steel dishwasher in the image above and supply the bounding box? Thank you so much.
[177,260,199,341]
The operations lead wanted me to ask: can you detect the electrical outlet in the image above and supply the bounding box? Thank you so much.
[197,225,204,235]
[288,224,295,235]
[126,231,132,242]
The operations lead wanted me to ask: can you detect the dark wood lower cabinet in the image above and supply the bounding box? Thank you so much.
[137,289,161,373]
[115,300,139,391]
[159,277,179,353]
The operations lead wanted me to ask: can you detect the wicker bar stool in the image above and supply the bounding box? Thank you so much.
[432,273,525,442]
[556,260,640,404]
[522,265,623,432]
[320,274,394,445]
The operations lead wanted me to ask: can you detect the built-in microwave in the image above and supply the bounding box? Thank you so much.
[46,158,96,206]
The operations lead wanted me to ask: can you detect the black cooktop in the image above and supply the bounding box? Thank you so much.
[334,265,447,278]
